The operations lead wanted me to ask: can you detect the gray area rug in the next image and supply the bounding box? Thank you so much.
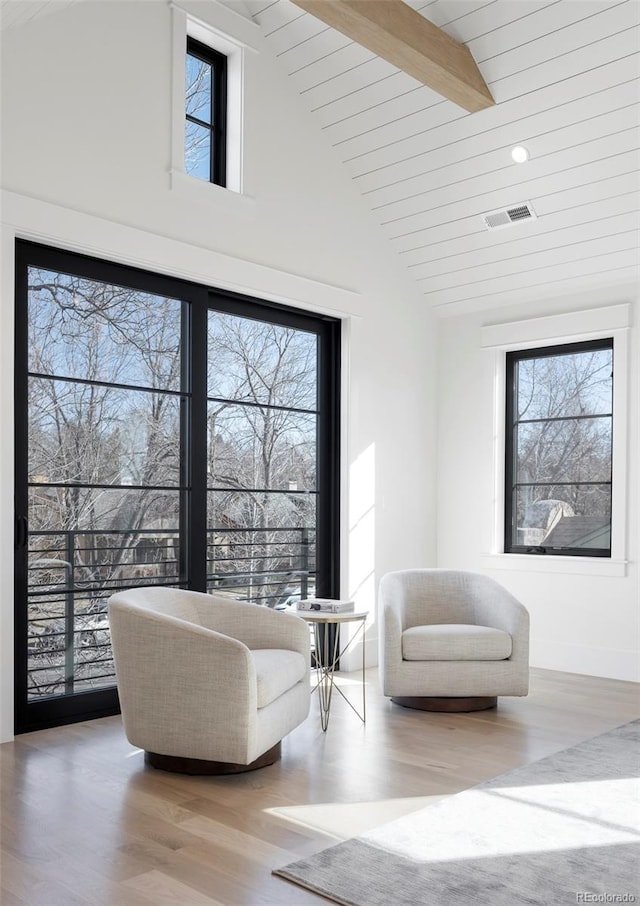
[274,720,640,906]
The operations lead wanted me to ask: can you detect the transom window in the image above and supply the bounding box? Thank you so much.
[505,339,613,557]
[185,37,227,186]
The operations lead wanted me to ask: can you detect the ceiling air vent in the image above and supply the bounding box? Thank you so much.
[482,202,537,231]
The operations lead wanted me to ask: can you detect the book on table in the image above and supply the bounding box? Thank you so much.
[296,598,355,614]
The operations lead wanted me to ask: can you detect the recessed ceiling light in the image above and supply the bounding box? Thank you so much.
[511,146,530,163]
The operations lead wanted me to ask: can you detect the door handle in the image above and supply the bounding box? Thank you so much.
[15,514,27,549]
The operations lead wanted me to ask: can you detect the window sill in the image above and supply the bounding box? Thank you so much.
[480,553,627,578]
[169,169,255,209]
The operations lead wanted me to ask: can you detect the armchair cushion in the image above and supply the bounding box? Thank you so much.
[251,649,307,708]
[402,624,512,661]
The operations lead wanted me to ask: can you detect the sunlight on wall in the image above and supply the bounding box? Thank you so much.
[348,443,376,617]
[341,443,377,671]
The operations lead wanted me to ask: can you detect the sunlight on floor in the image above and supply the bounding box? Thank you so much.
[265,795,448,840]
[361,777,640,861]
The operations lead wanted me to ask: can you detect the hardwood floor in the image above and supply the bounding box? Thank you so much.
[2,667,638,906]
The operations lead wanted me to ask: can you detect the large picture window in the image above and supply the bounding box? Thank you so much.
[505,338,613,557]
[14,242,340,732]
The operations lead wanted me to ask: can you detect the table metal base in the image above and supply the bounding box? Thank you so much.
[310,616,366,731]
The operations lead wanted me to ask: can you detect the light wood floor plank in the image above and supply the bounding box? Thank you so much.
[122,869,227,905]
[1,667,638,905]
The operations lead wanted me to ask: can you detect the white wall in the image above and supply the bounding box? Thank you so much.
[436,283,639,682]
[0,0,438,740]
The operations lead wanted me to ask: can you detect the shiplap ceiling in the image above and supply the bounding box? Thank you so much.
[247,0,640,315]
[0,0,79,30]
[2,1,638,315]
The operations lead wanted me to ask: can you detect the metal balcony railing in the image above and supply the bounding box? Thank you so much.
[25,525,316,700]
[207,525,316,606]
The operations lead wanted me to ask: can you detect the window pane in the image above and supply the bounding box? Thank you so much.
[29,379,182,487]
[514,486,611,551]
[23,261,185,709]
[207,490,317,606]
[27,589,116,700]
[185,120,211,181]
[185,53,211,123]
[28,531,180,593]
[26,511,181,700]
[517,349,613,420]
[26,525,180,703]
[28,486,180,534]
[516,416,612,485]
[208,311,318,410]
[208,404,317,492]
[206,311,320,606]
[27,269,182,390]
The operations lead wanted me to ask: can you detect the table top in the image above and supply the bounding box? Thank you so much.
[293,609,368,624]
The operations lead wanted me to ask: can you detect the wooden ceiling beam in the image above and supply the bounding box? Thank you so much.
[288,0,494,113]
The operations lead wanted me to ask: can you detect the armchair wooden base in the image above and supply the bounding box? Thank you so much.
[391,696,498,712]
[144,741,282,775]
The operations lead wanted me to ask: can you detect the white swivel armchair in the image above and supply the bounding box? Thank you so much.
[379,570,529,712]
[108,587,310,773]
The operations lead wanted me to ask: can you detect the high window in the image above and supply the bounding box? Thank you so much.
[14,242,340,732]
[505,339,613,557]
[185,37,227,186]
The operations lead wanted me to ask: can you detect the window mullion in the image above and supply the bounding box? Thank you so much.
[186,113,211,129]
[186,294,209,592]
[209,57,215,184]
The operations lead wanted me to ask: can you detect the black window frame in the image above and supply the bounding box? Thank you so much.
[504,337,613,558]
[185,36,227,188]
[14,240,340,733]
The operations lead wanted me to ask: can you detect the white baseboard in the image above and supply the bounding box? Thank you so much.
[530,638,640,684]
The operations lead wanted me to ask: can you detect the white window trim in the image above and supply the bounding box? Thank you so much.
[170,1,258,197]
[480,303,631,578]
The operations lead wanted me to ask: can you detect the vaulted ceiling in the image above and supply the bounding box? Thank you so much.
[0,0,78,30]
[2,0,638,316]
[247,0,639,315]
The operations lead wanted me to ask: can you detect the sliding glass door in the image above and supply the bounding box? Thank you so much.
[14,242,340,733]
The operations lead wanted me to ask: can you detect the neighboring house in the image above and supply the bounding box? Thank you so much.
[519,499,574,547]
[542,517,611,552]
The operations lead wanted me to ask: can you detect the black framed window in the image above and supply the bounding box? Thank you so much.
[14,241,340,733]
[505,338,613,557]
[185,37,227,186]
